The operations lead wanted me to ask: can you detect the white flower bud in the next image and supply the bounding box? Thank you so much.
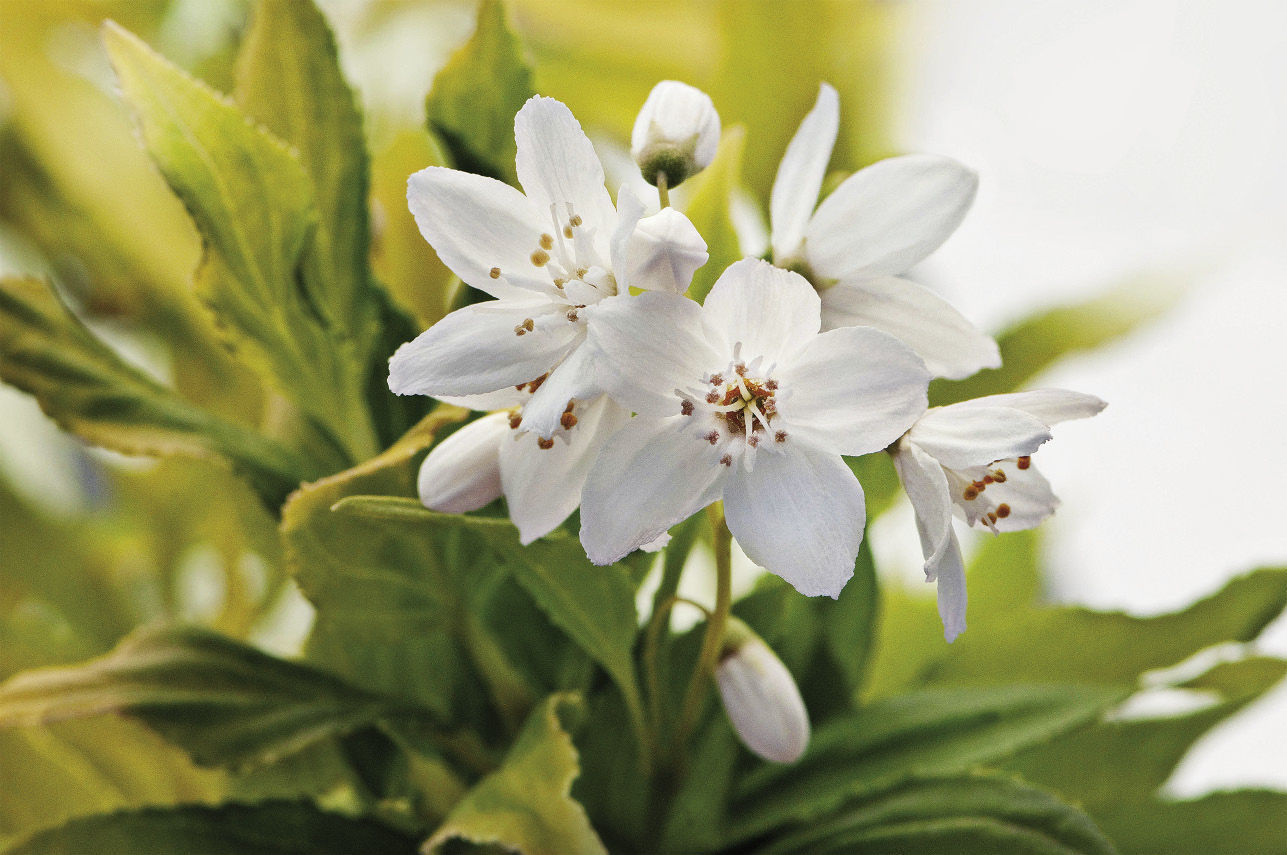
[631,80,720,187]
[715,619,810,764]
[621,208,709,294]
[417,411,508,514]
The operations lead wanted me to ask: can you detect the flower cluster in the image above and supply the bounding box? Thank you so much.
[389,80,1103,760]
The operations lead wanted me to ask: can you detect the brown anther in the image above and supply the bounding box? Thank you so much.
[972,480,986,491]
[563,226,574,239]
[720,388,741,406]
[576,267,588,278]
[996,503,1012,519]
[566,309,578,322]
[1017,455,1032,470]
[963,486,979,501]
[709,373,724,385]
[775,430,788,443]
[704,430,720,445]
[537,437,555,450]
[515,383,526,391]
[513,324,528,336]
[680,400,694,416]
[765,379,779,391]
[988,512,999,524]
[553,277,567,288]
[527,373,548,394]
[992,469,1008,483]
[563,400,576,413]
[508,412,522,430]
[735,362,747,376]
[531,249,550,266]
[983,475,995,484]
[539,233,554,250]
[719,454,732,467]
[489,267,501,279]
[569,214,583,227]
[560,412,578,429]
[706,391,720,404]
[748,435,760,447]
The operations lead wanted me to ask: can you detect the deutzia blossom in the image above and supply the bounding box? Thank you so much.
[716,618,810,764]
[891,390,1107,641]
[417,389,630,545]
[769,83,999,380]
[580,259,930,596]
[389,95,708,439]
[631,80,721,187]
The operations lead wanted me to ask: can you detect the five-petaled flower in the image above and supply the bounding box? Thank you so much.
[388,95,707,439]
[769,83,999,380]
[579,258,931,597]
[890,390,1107,641]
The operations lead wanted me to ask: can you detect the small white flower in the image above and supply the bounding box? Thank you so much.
[769,83,998,380]
[716,619,810,764]
[631,80,721,187]
[891,389,1107,641]
[418,388,630,545]
[579,259,930,596]
[390,95,707,439]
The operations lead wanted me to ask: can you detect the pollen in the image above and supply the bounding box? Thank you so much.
[734,362,747,376]
[569,214,583,227]
[1017,455,1032,470]
[537,437,555,450]
[489,267,501,279]
[748,435,760,447]
[987,512,998,524]
[566,309,578,322]
[963,486,979,501]
[528,373,548,393]
[530,249,550,266]
[775,430,788,443]
[983,474,995,484]
[539,233,554,250]
[709,373,723,385]
[508,412,522,430]
[719,454,732,466]
[992,468,1008,483]
[680,400,694,416]
[513,317,535,336]
[553,277,567,288]
[996,503,1012,519]
[576,266,588,278]
[563,226,574,239]
[765,379,778,391]
[561,412,578,429]
[704,430,720,445]
[706,391,720,404]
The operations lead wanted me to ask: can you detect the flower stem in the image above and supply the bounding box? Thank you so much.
[674,504,732,748]
[657,170,671,209]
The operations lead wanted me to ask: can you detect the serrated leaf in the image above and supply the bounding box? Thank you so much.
[102,22,376,467]
[726,683,1127,843]
[234,0,381,371]
[426,694,607,855]
[0,276,314,506]
[7,802,419,855]
[681,125,746,304]
[757,773,1116,855]
[0,625,396,769]
[426,0,535,183]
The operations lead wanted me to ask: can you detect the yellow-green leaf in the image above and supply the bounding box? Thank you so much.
[682,125,746,304]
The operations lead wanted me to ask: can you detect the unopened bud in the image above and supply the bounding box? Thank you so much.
[417,412,508,513]
[622,208,708,293]
[715,619,810,764]
[631,80,720,187]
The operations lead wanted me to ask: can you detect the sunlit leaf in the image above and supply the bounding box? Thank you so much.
[425,693,607,855]
[7,802,419,855]
[426,0,535,183]
[0,625,397,769]
[0,276,314,506]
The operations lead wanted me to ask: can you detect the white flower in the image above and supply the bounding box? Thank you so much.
[579,259,930,597]
[418,388,630,545]
[716,619,810,764]
[631,80,721,187]
[389,95,708,439]
[891,389,1107,641]
[769,83,998,380]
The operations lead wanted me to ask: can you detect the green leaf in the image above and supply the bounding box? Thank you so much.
[425,0,535,183]
[0,276,313,506]
[726,683,1127,843]
[102,22,376,467]
[1094,790,1287,855]
[425,694,607,855]
[757,773,1116,855]
[234,0,382,377]
[7,802,419,855]
[931,274,1182,407]
[681,125,746,304]
[0,625,396,769]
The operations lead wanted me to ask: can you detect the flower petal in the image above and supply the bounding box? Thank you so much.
[579,415,726,565]
[407,167,551,298]
[388,300,578,397]
[584,292,716,417]
[519,342,601,438]
[770,83,839,263]
[930,532,967,642]
[909,406,1051,470]
[891,440,954,573]
[805,154,978,280]
[777,326,929,457]
[417,412,508,513]
[435,387,529,412]
[609,183,647,290]
[501,396,630,544]
[819,275,1000,380]
[722,445,863,598]
[951,389,1107,427]
[716,634,810,763]
[621,208,709,294]
[514,96,617,245]
[700,259,820,366]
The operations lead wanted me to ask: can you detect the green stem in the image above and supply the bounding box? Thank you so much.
[674,504,732,749]
[657,170,671,209]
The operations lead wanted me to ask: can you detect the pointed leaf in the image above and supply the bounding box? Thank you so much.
[426,694,607,855]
